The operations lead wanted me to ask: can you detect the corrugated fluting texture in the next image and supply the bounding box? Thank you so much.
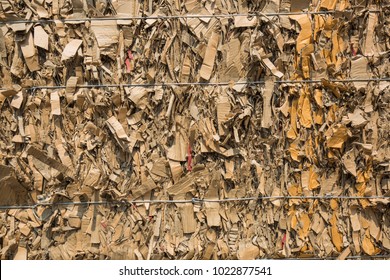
[0,0,389,260]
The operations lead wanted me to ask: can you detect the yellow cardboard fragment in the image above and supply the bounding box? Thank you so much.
[362,229,378,256]
[326,125,350,149]
[289,15,312,53]
[330,213,343,252]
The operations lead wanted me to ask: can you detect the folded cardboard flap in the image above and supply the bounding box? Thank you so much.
[91,20,120,54]
[61,39,83,61]
[351,56,371,90]
[19,32,40,72]
[105,116,137,152]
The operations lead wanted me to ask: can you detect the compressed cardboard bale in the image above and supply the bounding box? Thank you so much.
[0,0,389,260]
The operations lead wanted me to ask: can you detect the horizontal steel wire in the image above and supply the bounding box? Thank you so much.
[344,254,390,259]
[5,77,386,92]
[193,195,389,202]
[0,195,388,210]
[0,9,383,25]
[269,254,390,260]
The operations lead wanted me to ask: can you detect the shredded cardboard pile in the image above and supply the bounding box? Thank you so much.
[0,0,390,260]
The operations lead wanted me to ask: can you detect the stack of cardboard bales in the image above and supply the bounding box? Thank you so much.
[0,0,389,259]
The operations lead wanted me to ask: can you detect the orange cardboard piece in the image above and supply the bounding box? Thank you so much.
[330,213,343,252]
[326,125,350,149]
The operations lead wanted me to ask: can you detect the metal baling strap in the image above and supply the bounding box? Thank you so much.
[0,195,388,210]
